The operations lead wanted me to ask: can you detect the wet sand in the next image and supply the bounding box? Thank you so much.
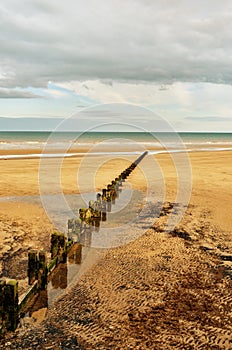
[0,150,232,349]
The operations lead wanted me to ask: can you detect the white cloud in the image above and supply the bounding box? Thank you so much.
[57,80,232,118]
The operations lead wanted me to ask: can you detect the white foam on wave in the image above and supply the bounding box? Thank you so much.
[0,147,231,160]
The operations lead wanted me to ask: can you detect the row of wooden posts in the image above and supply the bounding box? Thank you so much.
[0,151,148,334]
[68,151,148,241]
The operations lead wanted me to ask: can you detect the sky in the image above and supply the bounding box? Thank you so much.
[0,0,232,131]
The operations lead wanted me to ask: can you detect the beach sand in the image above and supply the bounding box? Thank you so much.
[0,150,232,349]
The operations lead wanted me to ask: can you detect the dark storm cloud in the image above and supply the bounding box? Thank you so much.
[1,0,232,89]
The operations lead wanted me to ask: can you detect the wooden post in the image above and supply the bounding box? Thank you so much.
[94,217,101,231]
[94,200,101,217]
[74,243,82,264]
[84,225,92,247]
[51,233,59,259]
[5,280,18,331]
[74,219,82,242]
[121,171,126,180]
[68,218,75,240]
[51,232,67,263]
[106,190,112,212]
[57,233,67,263]
[68,243,82,264]
[85,208,93,225]
[51,263,67,290]
[0,279,6,334]
[110,184,117,203]
[79,208,86,222]
[116,176,122,191]
[28,250,38,285]
[102,212,107,221]
[38,251,47,290]
[130,162,136,169]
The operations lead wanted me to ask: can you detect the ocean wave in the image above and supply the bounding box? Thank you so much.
[0,138,232,149]
[183,141,232,145]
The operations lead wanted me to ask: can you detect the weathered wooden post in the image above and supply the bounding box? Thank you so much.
[51,232,67,264]
[91,200,101,231]
[110,182,117,203]
[94,217,101,231]
[0,279,6,334]
[51,263,67,290]
[102,211,107,221]
[130,162,135,170]
[57,233,67,263]
[5,280,18,331]
[106,190,112,212]
[74,218,82,242]
[68,218,75,240]
[51,233,59,260]
[79,208,86,225]
[81,208,93,246]
[73,243,82,264]
[105,186,112,211]
[101,189,107,221]
[68,243,82,264]
[97,194,102,203]
[121,171,126,180]
[85,208,93,226]
[117,175,122,183]
[79,208,85,219]
[116,176,122,192]
[38,251,47,290]
[28,250,38,285]
[114,179,120,196]
[84,225,92,247]
[95,196,102,218]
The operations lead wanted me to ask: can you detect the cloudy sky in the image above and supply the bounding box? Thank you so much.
[0,0,232,131]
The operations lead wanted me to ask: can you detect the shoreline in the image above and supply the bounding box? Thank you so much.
[0,146,231,160]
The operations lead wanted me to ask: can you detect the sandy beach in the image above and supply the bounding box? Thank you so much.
[1,0,232,348]
[0,150,232,349]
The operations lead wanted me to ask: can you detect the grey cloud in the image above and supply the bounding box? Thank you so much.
[82,84,90,90]
[1,0,232,88]
[0,88,41,98]
[159,85,169,91]
[101,80,113,87]
[185,116,232,122]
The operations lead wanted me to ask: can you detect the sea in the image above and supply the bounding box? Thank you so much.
[0,131,232,159]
